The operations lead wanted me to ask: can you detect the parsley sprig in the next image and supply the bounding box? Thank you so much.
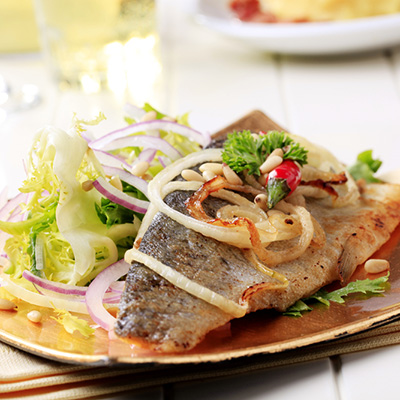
[283,273,390,317]
[348,150,382,183]
[221,130,308,176]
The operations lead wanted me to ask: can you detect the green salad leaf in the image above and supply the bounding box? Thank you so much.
[284,273,390,317]
[348,150,382,183]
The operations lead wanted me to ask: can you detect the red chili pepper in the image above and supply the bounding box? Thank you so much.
[266,160,301,209]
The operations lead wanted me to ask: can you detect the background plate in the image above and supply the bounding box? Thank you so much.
[1,110,400,366]
[191,0,400,55]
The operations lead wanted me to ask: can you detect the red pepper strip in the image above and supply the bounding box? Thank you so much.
[229,0,260,21]
[266,160,301,209]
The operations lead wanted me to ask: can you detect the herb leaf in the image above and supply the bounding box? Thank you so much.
[283,273,390,317]
[348,150,382,183]
[221,130,308,176]
[52,308,95,338]
[95,181,147,228]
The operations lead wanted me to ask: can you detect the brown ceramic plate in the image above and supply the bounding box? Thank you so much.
[1,111,400,366]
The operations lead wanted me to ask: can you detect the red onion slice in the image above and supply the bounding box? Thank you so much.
[0,187,7,210]
[86,259,130,331]
[158,156,170,169]
[92,135,182,161]
[93,177,149,214]
[0,192,28,222]
[138,148,157,164]
[23,270,87,296]
[102,166,148,196]
[23,269,124,299]
[90,120,210,149]
[124,103,146,120]
[92,149,131,169]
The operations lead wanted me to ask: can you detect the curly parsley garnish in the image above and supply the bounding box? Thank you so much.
[284,273,390,317]
[221,130,308,176]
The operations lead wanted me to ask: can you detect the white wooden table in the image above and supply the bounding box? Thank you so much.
[1,1,400,398]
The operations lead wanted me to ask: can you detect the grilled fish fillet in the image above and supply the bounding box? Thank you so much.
[115,181,400,352]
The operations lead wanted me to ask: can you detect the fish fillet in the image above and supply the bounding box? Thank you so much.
[115,181,400,352]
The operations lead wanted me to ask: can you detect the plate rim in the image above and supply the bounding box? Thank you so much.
[2,301,400,366]
[190,0,400,53]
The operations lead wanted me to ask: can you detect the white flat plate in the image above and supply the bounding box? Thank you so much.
[190,0,400,55]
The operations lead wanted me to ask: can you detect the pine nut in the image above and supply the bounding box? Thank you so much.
[222,164,243,186]
[270,148,284,158]
[181,169,205,182]
[0,298,16,310]
[259,155,283,174]
[140,110,157,122]
[131,161,150,177]
[110,175,123,191]
[81,180,94,192]
[254,194,268,210]
[365,259,390,274]
[199,163,223,175]
[202,170,217,181]
[258,174,267,186]
[162,116,176,122]
[27,310,42,323]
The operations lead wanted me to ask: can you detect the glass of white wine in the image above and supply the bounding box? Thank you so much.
[33,0,162,105]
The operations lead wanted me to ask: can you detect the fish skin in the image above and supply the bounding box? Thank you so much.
[115,182,400,352]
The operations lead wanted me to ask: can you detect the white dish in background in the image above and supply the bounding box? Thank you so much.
[191,0,400,55]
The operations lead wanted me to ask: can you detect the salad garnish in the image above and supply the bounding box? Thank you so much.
[0,104,207,335]
[284,272,390,317]
[221,130,308,207]
[348,150,382,183]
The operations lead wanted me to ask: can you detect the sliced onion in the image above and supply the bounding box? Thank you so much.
[22,269,124,299]
[138,148,157,164]
[0,192,28,222]
[0,273,88,314]
[124,247,247,318]
[92,149,131,169]
[158,155,170,168]
[92,135,182,161]
[0,187,7,209]
[90,120,210,149]
[93,177,149,214]
[86,259,130,331]
[23,270,87,296]
[124,103,146,120]
[148,150,259,247]
[102,166,148,196]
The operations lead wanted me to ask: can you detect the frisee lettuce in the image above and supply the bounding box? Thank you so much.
[124,103,200,169]
[1,104,201,290]
[51,308,95,338]
[283,273,390,317]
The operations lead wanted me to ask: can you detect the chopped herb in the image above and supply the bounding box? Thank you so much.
[348,150,382,183]
[221,130,308,176]
[283,273,390,317]
[51,308,95,338]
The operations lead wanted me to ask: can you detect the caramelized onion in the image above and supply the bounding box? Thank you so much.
[185,176,314,266]
[124,246,247,318]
